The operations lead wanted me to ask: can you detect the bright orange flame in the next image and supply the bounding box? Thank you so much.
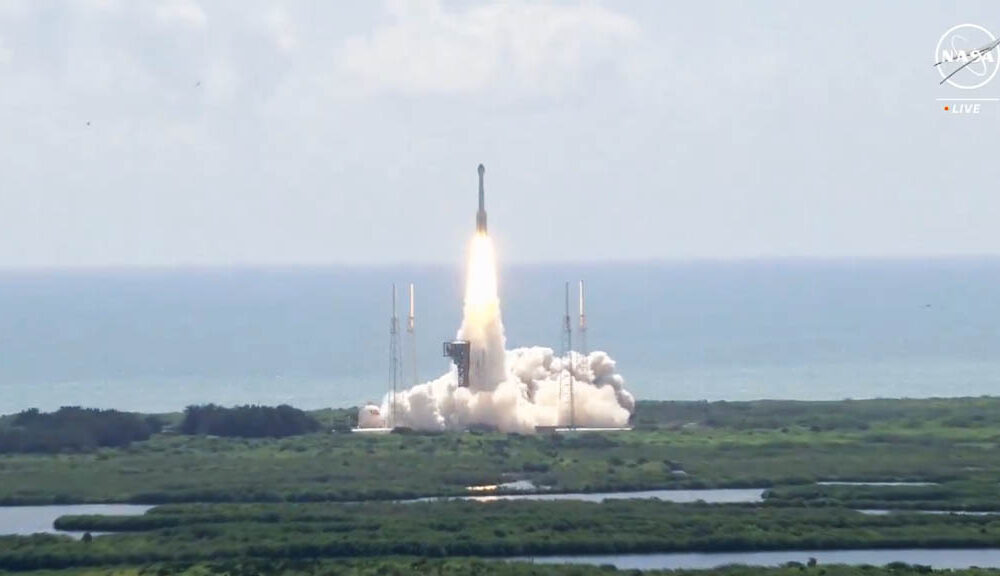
[463,232,500,324]
[459,231,507,390]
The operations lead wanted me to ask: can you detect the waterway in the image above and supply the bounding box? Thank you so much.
[518,549,1000,570]
[0,504,151,538]
[415,488,765,504]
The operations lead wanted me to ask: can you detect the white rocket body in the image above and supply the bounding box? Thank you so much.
[476,164,487,234]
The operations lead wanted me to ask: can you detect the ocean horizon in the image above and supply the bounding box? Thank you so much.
[2,257,999,415]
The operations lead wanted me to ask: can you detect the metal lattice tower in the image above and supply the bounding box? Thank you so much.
[388,284,401,429]
[559,281,575,428]
[578,280,588,357]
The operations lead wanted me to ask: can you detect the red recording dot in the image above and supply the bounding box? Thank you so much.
[944,106,950,111]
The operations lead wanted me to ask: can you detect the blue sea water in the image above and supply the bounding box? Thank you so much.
[1,259,999,415]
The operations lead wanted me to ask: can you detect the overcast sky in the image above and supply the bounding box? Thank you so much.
[0,0,998,267]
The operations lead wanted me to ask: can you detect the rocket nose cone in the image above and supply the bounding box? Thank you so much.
[478,164,485,175]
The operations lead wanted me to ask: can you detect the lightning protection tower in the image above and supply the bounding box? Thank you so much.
[560,281,575,429]
[388,284,401,429]
[578,280,588,357]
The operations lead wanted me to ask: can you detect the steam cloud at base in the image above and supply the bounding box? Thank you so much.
[367,234,634,434]
[386,347,634,433]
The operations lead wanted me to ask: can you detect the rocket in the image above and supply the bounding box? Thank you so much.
[476,163,487,234]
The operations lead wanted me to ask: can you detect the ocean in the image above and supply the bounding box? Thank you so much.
[1,259,999,415]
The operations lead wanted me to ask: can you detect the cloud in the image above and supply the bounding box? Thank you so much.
[78,0,118,11]
[155,0,206,29]
[340,0,639,96]
[266,6,297,54]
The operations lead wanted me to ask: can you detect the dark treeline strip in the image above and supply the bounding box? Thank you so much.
[179,404,321,438]
[0,558,974,576]
[632,397,1000,431]
[50,499,1000,534]
[0,407,162,454]
[765,482,1000,511]
[12,501,1000,570]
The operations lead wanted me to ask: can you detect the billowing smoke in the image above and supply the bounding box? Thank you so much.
[370,234,634,434]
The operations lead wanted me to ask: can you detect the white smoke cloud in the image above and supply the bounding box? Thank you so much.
[385,347,634,433]
[368,234,634,434]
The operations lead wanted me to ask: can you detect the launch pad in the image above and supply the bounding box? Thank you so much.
[350,427,393,434]
[536,426,634,434]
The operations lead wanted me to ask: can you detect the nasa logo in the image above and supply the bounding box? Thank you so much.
[935,24,1000,90]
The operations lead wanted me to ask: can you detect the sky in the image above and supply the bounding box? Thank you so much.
[0,0,998,267]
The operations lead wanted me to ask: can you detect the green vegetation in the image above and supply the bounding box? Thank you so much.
[0,559,991,576]
[6,398,1000,573]
[5,500,1000,569]
[0,408,162,454]
[179,405,321,439]
[6,398,1000,504]
[632,397,1000,432]
[764,482,1000,511]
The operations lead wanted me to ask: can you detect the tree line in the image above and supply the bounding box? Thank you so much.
[179,404,321,438]
[0,407,161,453]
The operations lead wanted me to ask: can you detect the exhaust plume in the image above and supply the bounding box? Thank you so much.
[375,233,634,434]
